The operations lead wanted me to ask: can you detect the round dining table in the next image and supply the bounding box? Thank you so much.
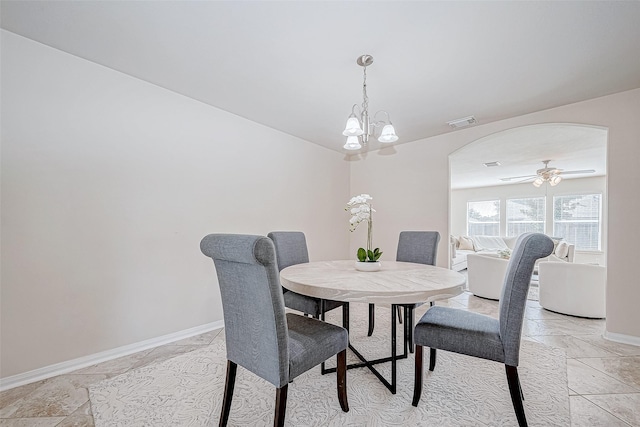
[280,260,466,393]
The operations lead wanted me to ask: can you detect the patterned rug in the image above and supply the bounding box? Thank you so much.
[89,304,568,426]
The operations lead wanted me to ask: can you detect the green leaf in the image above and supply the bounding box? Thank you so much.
[357,247,367,262]
[373,248,380,255]
[367,249,374,261]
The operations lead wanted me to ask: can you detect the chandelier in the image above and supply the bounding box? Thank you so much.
[342,54,398,150]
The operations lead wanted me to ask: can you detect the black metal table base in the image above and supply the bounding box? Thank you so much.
[320,301,409,394]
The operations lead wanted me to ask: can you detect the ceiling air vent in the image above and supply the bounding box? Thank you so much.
[447,115,477,129]
[483,161,501,167]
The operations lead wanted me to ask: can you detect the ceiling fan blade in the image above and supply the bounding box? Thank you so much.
[500,174,537,182]
[558,169,596,175]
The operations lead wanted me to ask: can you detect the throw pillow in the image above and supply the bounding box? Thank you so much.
[458,236,474,251]
[450,235,460,248]
[555,241,570,259]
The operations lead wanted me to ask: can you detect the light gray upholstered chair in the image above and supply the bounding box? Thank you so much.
[268,231,347,326]
[368,231,440,354]
[200,234,349,427]
[412,233,553,427]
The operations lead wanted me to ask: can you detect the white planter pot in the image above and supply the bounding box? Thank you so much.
[355,261,382,272]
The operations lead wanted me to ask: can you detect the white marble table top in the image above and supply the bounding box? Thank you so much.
[280,260,466,304]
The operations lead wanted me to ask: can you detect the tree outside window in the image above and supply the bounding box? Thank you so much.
[553,194,601,251]
[467,200,500,236]
[506,197,545,236]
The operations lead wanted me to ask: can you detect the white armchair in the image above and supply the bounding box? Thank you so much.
[538,262,606,318]
[467,253,510,300]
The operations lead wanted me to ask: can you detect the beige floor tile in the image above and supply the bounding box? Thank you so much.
[0,418,66,426]
[0,381,46,410]
[129,344,205,371]
[169,329,222,346]
[575,335,640,357]
[74,349,153,375]
[530,335,617,359]
[523,319,604,337]
[567,359,638,395]
[0,374,104,418]
[576,356,640,390]
[54,414,95,427]
[569,395,631,426]
[525,306,577,321]
[584,393,640,426]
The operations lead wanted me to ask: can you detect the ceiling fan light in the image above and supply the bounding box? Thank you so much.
[342,115,364,137]
[343,136,362,150]
[378,124,398,143]
[550,175,562,186]
[532,177,544,187]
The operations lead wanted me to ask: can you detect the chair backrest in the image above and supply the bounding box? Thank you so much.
[498,233,554,366]
[267,231,310,272]
[200,234,289,388]
[396,231,440,266]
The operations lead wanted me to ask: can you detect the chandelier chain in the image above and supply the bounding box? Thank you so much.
[361,66,369,115]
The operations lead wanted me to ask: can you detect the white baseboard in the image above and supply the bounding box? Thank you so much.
[0,320,224,392]
[603,330,640,347]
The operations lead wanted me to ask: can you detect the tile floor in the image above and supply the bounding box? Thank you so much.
[1,289,639,426]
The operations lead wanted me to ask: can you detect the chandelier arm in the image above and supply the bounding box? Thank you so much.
[372,110,393,127]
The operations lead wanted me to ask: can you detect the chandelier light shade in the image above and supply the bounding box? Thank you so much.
[343,135,362,150]
[342,54,398,150]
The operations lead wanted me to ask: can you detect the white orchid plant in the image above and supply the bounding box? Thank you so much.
[346,194,382,262]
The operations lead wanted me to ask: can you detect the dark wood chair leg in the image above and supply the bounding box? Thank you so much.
[506,365,528,427]
[407,306,414,354]
[412,345,423,407]
[367,303,375,336]
[219,360,237,427]
[336,349,349,412]
[429,348,436,371]
[274,384,288,427]
[342,303,350,332]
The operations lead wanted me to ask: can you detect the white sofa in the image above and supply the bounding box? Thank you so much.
[538,262,606,318]
[450,235,574,272]
[467,253,509,300]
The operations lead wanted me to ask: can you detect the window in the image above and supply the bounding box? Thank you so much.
[506,197,545,236]
[467,200,500,236]
[553,194,601,251]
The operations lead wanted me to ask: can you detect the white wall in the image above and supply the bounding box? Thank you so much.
[0,31,350,378]
[451,176,607,264]
[350,88,640,341]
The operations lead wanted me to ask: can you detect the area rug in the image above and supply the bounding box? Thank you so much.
[89,304,568,426]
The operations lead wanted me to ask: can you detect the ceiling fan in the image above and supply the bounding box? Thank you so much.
[500,160,596,187]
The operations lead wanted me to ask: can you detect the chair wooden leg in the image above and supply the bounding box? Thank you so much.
[219,360,237,427]
[336,349,349,412]
[506,365,528,427]
[274,384,288,427]
[367,303,375,336]
[342,303,350,332]
[407,306,414,354]
[412,345,423,407]
[429,348,436,371]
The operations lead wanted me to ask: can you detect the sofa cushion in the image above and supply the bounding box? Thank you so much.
[555,241,570,258]
[458,236,474,250]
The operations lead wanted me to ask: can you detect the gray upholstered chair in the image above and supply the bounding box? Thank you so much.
[201,234,349,427]
[412,233,553,427]
[268,231,347,326]
[368,231,440,354]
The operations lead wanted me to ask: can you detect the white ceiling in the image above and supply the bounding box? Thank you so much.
[1,1,638,167]
[449,124,607,189]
